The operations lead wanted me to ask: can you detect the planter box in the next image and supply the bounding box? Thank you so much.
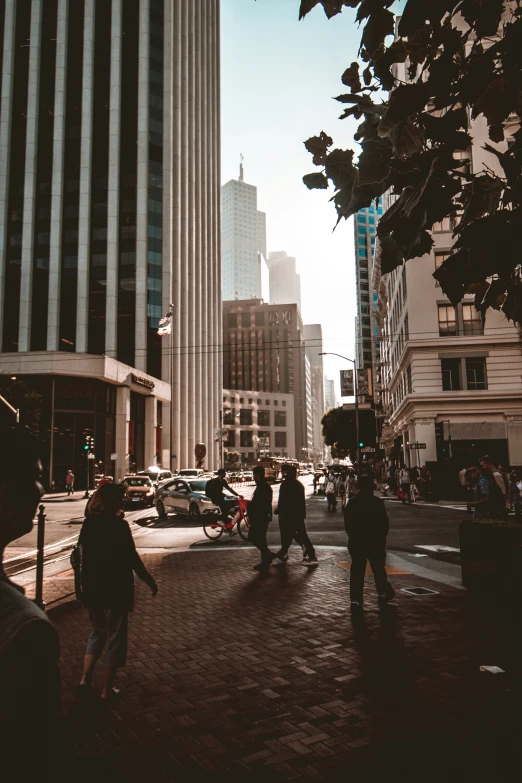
[459,519,522,597]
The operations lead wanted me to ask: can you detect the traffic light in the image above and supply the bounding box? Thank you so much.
[359,441,364,448]
[84,435,94,452]
[435,423,444,443]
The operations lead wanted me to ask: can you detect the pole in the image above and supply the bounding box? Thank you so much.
[49,376,55,489]
[219,409,223,469]
[354,363,361,474]
[169,303,174,472]
[34,504,46,610]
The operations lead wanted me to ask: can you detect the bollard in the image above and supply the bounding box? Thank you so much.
[34,503,46,610]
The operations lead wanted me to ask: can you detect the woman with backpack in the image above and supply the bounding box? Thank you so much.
[76,482,158,701]
[325,471,337,512]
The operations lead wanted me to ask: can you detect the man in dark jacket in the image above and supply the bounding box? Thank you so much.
[248,465,275,572]
[272,464,318,567]
[205,469,241,521]
[344,474,394,611]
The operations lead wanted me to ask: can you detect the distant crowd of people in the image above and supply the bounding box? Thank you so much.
[461,456,521,520]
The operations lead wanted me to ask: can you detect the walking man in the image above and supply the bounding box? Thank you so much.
[248,465,275,572]
[66,469,75,495]
[325,470,337,512]
[344,474,394,612]
[399,465,411,503]
[272,464,318,567]
[479,455,508,519]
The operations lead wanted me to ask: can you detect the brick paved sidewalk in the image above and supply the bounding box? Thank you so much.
[48,548,521,782]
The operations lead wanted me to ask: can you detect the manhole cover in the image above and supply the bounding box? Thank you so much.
[400,587,439,596]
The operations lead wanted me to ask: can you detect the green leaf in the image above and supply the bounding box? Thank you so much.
[341,62,362,93]
[304,131,333,165]
[378,83,431,138]
[303,172,329,190]
[324,148,356,188]
[472,78,519,128]
[357,138,393,185]
[389,120,425,159]
[360,8,395,58]
[461,174,503,226]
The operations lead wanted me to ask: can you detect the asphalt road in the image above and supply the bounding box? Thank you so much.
[7,476,464,563]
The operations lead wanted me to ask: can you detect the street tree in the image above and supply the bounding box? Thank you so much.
[299,0,522,325]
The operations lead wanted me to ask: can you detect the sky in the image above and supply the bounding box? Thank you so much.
[221,0,364,399]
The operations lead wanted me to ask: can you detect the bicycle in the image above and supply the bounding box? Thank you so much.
[203,497,250,541]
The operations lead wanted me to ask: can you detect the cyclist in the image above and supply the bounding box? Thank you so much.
[205,469,241,523]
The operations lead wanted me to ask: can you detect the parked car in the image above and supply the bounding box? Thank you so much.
[242,470,253,481]
[137,468,173,486]
[155,477,234,520]
[122,475,156,508]
[178,468,205,478]
[94,474,105,488]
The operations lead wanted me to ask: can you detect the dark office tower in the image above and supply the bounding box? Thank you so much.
[0,0,221,485]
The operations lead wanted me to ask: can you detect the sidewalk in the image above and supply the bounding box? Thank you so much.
[48,547,521,782]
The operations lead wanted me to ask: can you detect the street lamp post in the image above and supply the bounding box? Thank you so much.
[320,352,361,474]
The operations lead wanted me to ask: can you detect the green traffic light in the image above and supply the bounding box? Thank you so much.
[359,442,364,448]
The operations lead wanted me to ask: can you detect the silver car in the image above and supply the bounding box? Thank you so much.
[155,477,235,520]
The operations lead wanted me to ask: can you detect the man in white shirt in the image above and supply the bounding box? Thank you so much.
[399,467,412,503]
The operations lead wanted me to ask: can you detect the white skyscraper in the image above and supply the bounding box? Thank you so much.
[222,159,266,301]
[267,251,302,313]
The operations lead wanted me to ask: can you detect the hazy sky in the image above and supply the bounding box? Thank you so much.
[221,0,363,398]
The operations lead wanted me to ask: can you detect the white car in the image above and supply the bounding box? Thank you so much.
[178,468,205,478]
[155,477,233,520]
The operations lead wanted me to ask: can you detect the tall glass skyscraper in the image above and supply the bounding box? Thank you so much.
[354,201,383,371]
[0,0,222,485]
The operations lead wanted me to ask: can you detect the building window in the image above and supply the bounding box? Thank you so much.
[225,430,235,447]
[462,304,483,335]
[282,401,286,407]
[248,398,253,404]
[434,252,450,286]
[441,358,461,391]
[406,364,412,393]
[255,312,264,326]
[223,409,235,425]
[466,358,487,390]
[258,431,270,448]
[228,313,237,328]
[432,216,452,232]
[240,431,253,447]
[265,399,270,405]
[258,410,270,426]
[438,305,457,336]
[274,400,278,406]
[240,409,253,425]
[274,411,287,427]
[275,432,287,448]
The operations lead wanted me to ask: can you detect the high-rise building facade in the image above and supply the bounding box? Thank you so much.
[324,377,336,412]
[0,0,221,485]
[221,161,266,301]
[267,251,302,313]
[303,323,325,461]
[354,202,382,370]
[222,298,308,459]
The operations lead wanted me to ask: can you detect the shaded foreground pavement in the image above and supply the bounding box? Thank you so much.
[49,548,521,782]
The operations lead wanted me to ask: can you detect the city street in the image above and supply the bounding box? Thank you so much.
[7,477,466,599]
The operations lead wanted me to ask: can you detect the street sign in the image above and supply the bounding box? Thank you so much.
[87,453,95,460]
[361,447,376,453]
[410,443,426,449]
[110,453,117,460]
[340,369,354,397]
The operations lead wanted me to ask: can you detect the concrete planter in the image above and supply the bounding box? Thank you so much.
[459,519,522,597]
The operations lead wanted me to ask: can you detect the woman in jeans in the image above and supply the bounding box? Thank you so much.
[77,482,158,700]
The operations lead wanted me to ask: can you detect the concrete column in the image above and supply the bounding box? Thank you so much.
[115,385,131,481]
[18,0,42,352]
[144,395,157,468]
[507,419,522,466]
[186,1,196,463]
[194,0,202,456]
[76,0,95,353]
[47,0,68,351]
[134,0,149,371]
[170,0,182,471]
[161,0,173,469]
[179,1,189,468]
[201,4,211,461]
[213,0,222,470]
[412,419,437,464]
[402,430,409,467]
[0,0,17,349]
[105,0,122,357]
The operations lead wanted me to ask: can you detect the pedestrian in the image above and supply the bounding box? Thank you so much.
[205,468,241,523]
[458,465,468,501]
[0,423,61,779]
[344,474,395,612]
[272,464,318,567]
[66,468,75,495]
[466,462,492,519]
[312,472,319,494]
[409,465,419,496]
[325,470,337,512]
[479,455,508,519]
[248,465,275,572]
[399,466,412,503]
[338,470,348,510]
[77,482,158,700]
[509,470,522,519]
[419,464,432,500]
[348,470,358,499]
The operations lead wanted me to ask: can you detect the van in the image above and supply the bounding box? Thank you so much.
[137,468,173,486]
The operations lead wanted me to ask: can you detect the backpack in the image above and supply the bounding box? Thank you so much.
[205,477,221,502]
[487,471,506,511]
[70,543,84,601]
[326,480,336,494]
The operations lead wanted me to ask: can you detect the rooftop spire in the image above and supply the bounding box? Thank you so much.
[239,153,244,182]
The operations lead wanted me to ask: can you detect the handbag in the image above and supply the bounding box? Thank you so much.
[70,543,84,601]
[397,488,405,500]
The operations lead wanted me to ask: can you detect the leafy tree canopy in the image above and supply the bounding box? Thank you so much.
[300,0,522,324]
[322,407,354,459]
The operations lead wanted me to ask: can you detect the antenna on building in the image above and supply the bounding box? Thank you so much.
[239,153,244,182]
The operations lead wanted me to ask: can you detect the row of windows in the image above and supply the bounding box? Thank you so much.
[225,430,287,448]
[223,409,287,426]
[438,303,482,336]
[223,396,287,406]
